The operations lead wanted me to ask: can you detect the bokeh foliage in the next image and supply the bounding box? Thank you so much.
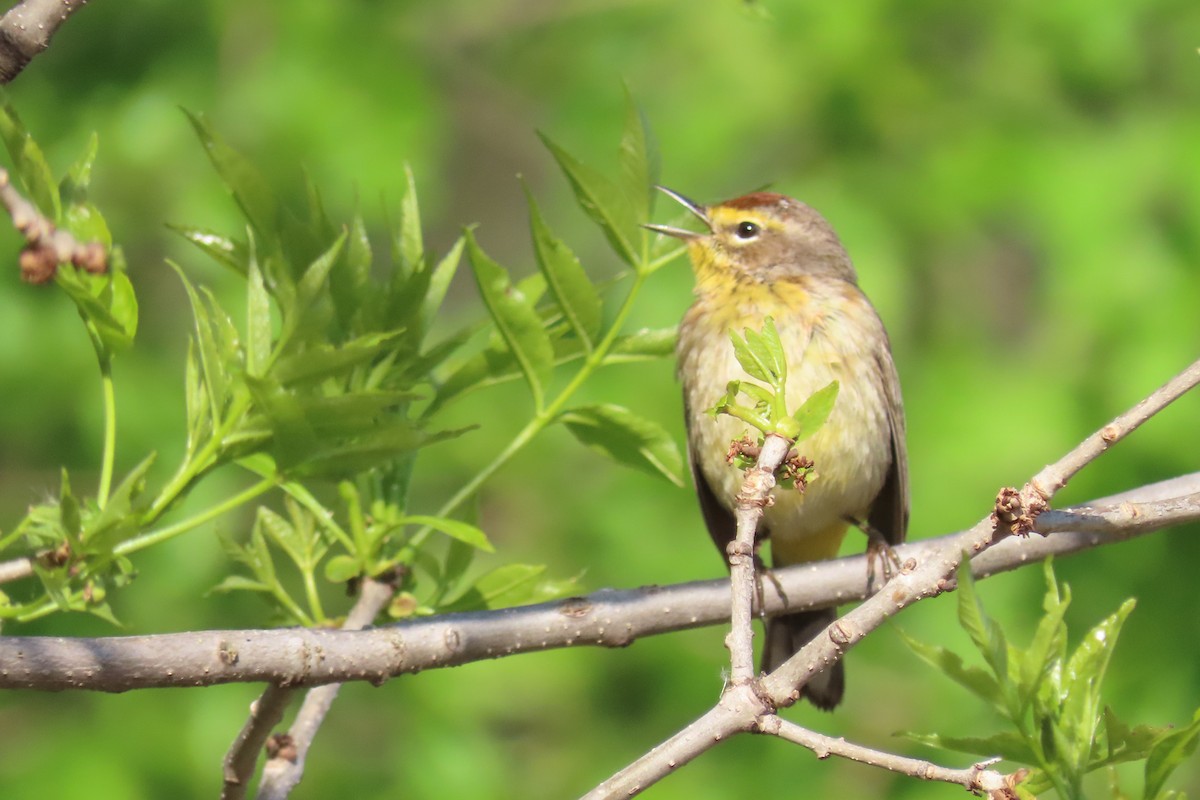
[1,1,1199,798]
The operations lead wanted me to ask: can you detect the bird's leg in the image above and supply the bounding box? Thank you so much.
[845,515,902,592]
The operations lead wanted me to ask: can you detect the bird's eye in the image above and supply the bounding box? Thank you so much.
[735,221,760,239]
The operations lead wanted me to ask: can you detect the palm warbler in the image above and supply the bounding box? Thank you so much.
[648,188,908,710]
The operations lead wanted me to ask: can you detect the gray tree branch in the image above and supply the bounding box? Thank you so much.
[0,476,1196,694]
[0,0,90,83]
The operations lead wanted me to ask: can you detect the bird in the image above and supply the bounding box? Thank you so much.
[647,187,908,709]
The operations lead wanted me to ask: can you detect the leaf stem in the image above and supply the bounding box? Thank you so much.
[115,476,275,557]
[273,583,314,627]
[643,245,686,275]
[145,392,252,523]
[277,481,355,553]
[412,270,649,547]
[96,354,117,508]
[303,568,326,624]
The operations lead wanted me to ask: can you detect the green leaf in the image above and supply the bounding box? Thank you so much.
[245,234,271,376]
[897,629,1003,710]
[465,230,553,410]
[167,225,249,275]
[60,132,99,204]
[420,235,465,334]
[210,575,272,595]
[58,469,81,547]
[1013,770,1055,798]
[202,286,244,376]
[276,231,347,355]
[617,86,660,226]
[62,200,112,248]
[84,600,123,628]
[792,380,840,441]
[248,525,277,584]
[1145,708,1200,800]
[738,381,775,407]
[398,327,474,390]
[271,331,406,385]
[183,340,210,451]
[184,109,278,243]
[397,165,424,274]
[1096,707,1171,769]
[256,506,313,569]
[1017,559,1071,713]
[525,185,602,349]
[170,261,228,414]
[608,327,677,360]
[85,454,157,550]
[437,535,477,604]
[327,209,371,331]
[244,377,318,469]
[323,554,361,583]
[956,558,1010,682]
[292,391,424,438]
[1060,598,1137,773]
[107,266,138,340]
[441,563,570,612]
[286,422,473,479]
[729,329,772,383]
[301,169,335,240]
[401,515,494,553]
[54,269,137,354]
[902,730,1038,764]
[758,318,788,382]
[539,133,639,266]
[0,99,61,220]
[558,403,684,486]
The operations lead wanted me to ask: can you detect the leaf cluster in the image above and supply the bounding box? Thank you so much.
[0,92,692,628]
[902,560,1200,799]
[713,316,839,477]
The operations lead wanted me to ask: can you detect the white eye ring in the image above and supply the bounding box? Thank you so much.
[735,221,760,239]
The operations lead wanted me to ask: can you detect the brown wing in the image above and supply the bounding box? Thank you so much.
[866,347,909,545]
[691,451,738,558]
[684,400,738,559]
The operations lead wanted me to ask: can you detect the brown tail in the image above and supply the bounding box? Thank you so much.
[762,608,844,711]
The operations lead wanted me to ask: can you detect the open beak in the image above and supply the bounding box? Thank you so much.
[643,185,712,240]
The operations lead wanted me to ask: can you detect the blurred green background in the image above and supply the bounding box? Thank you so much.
[2,0,1199,797]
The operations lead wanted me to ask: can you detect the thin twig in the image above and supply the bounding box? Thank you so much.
[0,555,32,583]
[219,578,396,800]
[255,578,396,800]
[0,480,1196,692]
[221,686,296,800]
[0,0,91,83]
[1006,355,1200,535]
[762,716,1011,795]
[0,165,107,282]
[727,433,790,683]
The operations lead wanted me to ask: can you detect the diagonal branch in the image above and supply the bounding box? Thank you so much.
[218,578,396,800]
[584,354,1200,797]
[1001,355,1200,535]
[254,578,397,800]
[0,0,91,83]
[221,685,295,800]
